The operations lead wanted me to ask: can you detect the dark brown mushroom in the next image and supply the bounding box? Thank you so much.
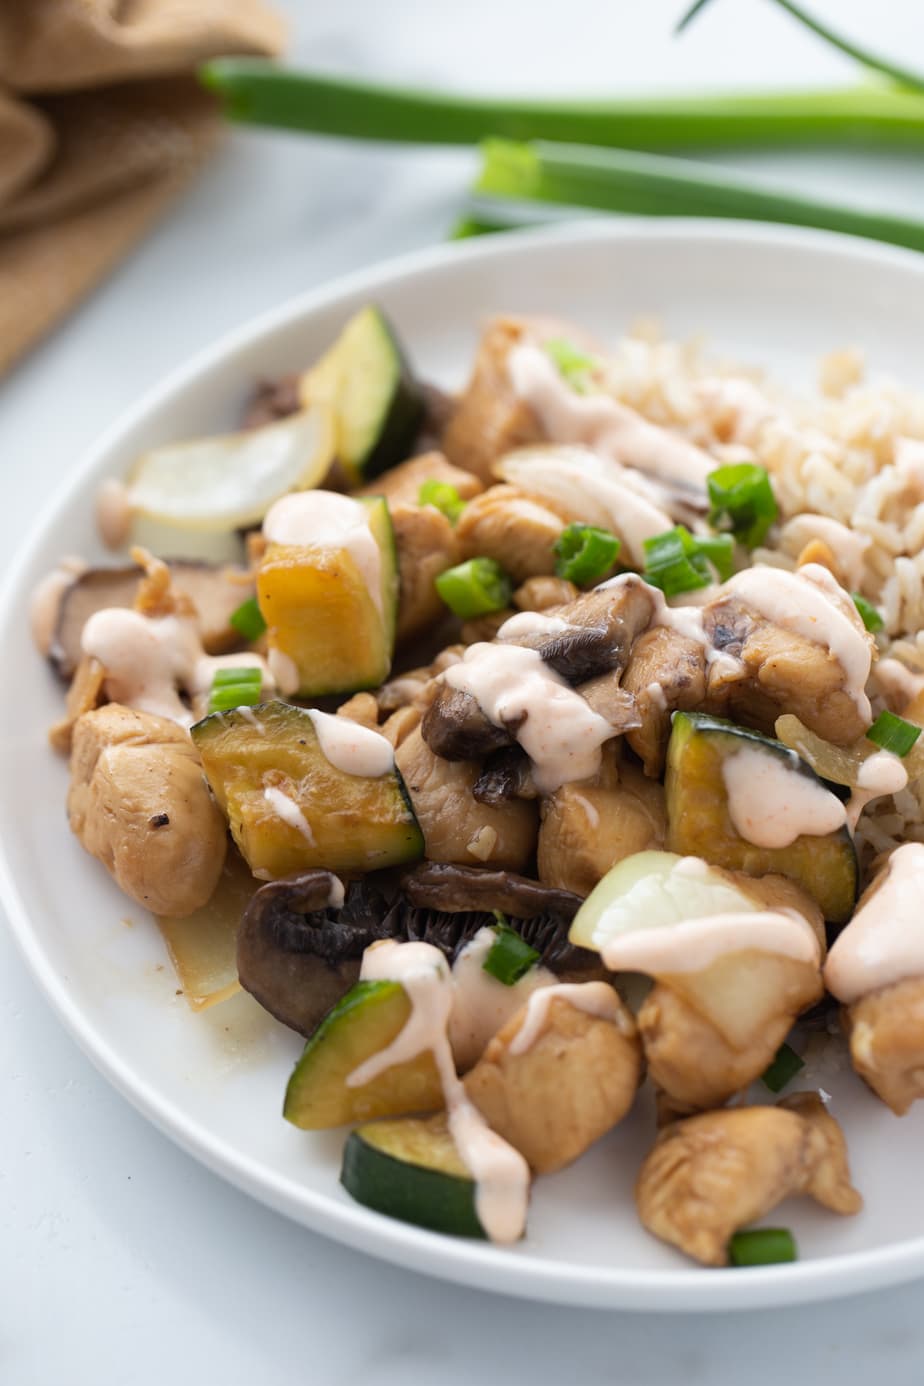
[241,374,301,429]
[472,747,538,805]
[239,863,601,1035]
[420,685,521,761]
[50,561,254,679]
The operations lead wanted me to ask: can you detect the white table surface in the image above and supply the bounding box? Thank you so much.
[5,2,924,1380]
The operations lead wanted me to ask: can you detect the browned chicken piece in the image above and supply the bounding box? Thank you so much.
[460,611,514,645]
[538,758,666,897]
[843,977,924,1115]
[390,502,462,644]
[336,691,380,729]
[465,989,642,1173]
[376,644,465,716]
[68,704,227,917]
[636,1093,862,1266]
[635,871,825,1111]
[379,704,422,749]
[441,318,546,481]
[455,484,567,583]
[395,725,538,870]
[357,449,482,508]
[513,575,579,612]
[621,625,709,776]
[702,584,874,745]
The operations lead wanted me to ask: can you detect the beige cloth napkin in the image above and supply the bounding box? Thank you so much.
[0,0,285,376]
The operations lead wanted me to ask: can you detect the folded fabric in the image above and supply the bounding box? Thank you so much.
[0,0,285,376]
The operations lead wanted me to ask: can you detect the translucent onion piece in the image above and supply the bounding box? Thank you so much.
[156,850,258,1011]
[776,713,924,786]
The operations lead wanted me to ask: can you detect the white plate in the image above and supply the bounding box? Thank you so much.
[4,220,924,1313]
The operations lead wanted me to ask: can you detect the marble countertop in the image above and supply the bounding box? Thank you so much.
[4,2,924,1380]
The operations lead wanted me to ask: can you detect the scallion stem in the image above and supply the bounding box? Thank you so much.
[474,138,924,256]
[200,62,924,151]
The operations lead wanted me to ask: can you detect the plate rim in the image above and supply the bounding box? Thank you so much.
[5,216,924,1312]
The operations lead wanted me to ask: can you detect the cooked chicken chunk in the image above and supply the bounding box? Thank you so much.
[441,318,546,481]
[391,502,462,644]
[336,691,380,729]
[68,704,227,917]
[358,449,482,508]
[538,759,666,897]
[395,726,537,870]
[456,484,567,583]
[465,989,642,1172]
[636,1094,862,1266]
[621,625,708,775]
[513,576,579,612]
[844,977,924,1115]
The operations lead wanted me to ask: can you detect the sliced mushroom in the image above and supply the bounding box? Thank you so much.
[50,561,254,679]
[472,747,538,805]
[241,374,301,429]
[401,861,581,924]
[421,683,520,761]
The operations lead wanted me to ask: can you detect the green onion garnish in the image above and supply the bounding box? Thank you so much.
[707,463,778,549]
[867,709,922,757]
[761,1041,805,1094]
[418,479,466,524]
[643,525,734,596]
[435,557,512,619]
[544,338,598,394]
[482,924,541,986]
[554,523,621,585]
[729,1228,797,1267]
[229,596,267,642]
[852,593,884,633]
[208,665,262,713]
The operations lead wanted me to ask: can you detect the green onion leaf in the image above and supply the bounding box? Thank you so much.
[554,523,621,585]
[208,684,262,713]
[482,924,541,986]
[852,593,884,633]
[545,337,598,394]
[229,596,267,642]
[643,525,734,596]
[210,665,263,688]
[867,709,922,757]
[418,479,467,523]
[729,1228,797,1267]
[435,557,512,619]
[761,1042,805,1094]
[707,463,778,548]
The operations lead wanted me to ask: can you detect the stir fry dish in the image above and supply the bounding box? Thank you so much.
[36,304,924,1266]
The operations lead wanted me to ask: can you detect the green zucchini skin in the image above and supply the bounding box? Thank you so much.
[352,308,425,482]
[341,1128,486,1239]
[665,711,858,925]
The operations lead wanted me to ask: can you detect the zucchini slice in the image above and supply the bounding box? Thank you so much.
[191,700,423,878]
[301,305,425,484]
[665,712,857,924]
[341,1114,486,1239]
[284,979,443,1129]
[257,494,398,696]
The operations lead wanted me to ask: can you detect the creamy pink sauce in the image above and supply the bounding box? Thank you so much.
[508,981,625,1056]
[327,875,345,909]
[598,573,743,682]
[509,342,716,489]
[263,786,315,843]
[781,514,871,590]
[81,608,272,726]
[721,744,847,848]
[349,939,529,1243]
[497,444,674,566]
[825,843,924,1004]
[448,927,555,1072]
[845,749,909,831]
[306,707,394,778]
[29,556,87,655]
[441,642,616,793]
[723,563,873,719]
[263,490,383,615]
[267,649,299,696]
[875,658,924,710]
[96,479,133,549]
[598,908,820,975]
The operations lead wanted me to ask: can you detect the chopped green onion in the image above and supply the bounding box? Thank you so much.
[482,924,541,986]
[852,593,884,633]
[544,338,598,394]
[729,1228,797,1267]
[643,525,734,596]
[435,557,512,619]
[418,479,466,523]
[761,1041,805,1094]
[867,709,922,757]
[473,139,924,261]
[201,62,924,155]
[707,463,778,549]
[211,665,263,688]
[554,523,621,585]
[229,596,267,642]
